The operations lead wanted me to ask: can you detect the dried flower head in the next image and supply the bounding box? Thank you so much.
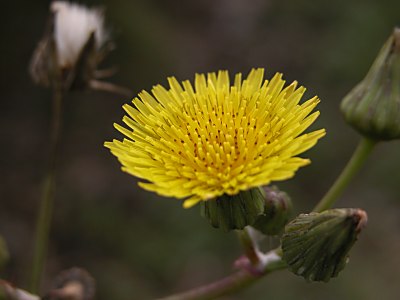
[51,1,107,69]
[105,69,325,208]
[30,1,127,94]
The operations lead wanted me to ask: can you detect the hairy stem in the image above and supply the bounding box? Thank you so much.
[313,137,376,212]
[30,85,64,293]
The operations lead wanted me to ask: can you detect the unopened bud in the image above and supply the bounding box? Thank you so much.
[281,208,367,282]
[45,267,96,300]
[341,28,400,140]
[201,188,265,231]
[252,186,292,235]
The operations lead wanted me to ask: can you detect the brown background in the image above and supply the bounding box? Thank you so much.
[1,0,400,299]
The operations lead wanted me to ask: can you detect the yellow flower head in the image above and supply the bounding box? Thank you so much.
[105,69,325,208]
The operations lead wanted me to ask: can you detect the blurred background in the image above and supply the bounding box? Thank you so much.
[1,0,400,299]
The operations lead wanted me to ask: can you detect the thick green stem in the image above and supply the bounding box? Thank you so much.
[158,251,286,300]
[313,137,376,212]
[30,86,64,293]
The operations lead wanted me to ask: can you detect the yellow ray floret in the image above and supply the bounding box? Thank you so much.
[105,69,326,208]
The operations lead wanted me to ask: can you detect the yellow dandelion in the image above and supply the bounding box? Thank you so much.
[105,68,325,208]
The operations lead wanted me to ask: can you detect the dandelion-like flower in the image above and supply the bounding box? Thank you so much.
[105,69,325,208]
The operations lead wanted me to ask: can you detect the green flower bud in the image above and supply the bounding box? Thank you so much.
[281,208,367,282]
[341,28,400,140]
[201,188,265,231]
[252,186,292,235]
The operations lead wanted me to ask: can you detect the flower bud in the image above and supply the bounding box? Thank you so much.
[45,268,96,300]
[251,186,292,235]
[201,188,265,231]
[281,208,367,282]
[341,28,400,140]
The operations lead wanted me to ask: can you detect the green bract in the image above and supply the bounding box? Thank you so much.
[201,188,265,231]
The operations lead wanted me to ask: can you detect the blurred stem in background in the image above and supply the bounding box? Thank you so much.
[30,82,64,294]
[0,235,9,271]
[313,137,376,212]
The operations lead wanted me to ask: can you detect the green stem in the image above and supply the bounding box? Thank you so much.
[313,137,376,212]
[236,228,259,265]
[158,250,286,300]
[30,85,64,293]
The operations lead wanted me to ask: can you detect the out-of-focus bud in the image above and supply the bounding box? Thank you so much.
[0,235,9,270]
[251,186,292,235]
[30,1,129,95]
[45,268,95,300]
[341,28,400,140]
[281,208,367,282]
[201,188,265,231]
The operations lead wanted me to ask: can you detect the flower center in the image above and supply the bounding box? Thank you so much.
[167,91,280,193]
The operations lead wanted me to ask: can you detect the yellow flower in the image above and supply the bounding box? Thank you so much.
[105,69,325,208]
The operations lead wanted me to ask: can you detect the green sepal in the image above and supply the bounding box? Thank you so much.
[200,188,265,231]
[281,208,367,282]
